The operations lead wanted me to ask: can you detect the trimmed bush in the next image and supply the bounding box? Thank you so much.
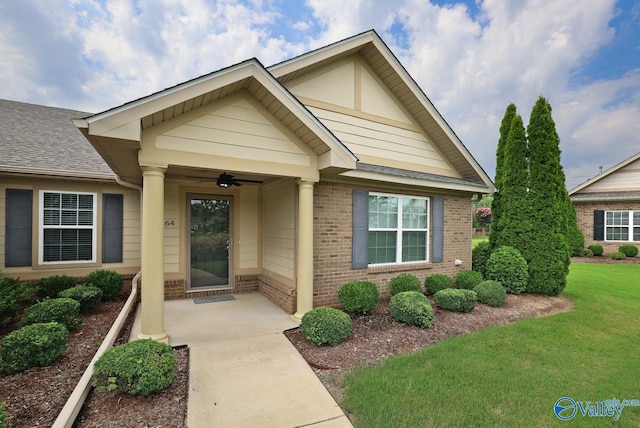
[455,270,484,290]
[472,241,492,279]
[579,248,593,257]
[0,276,32,327]
[486,246,528,295]
[618,245,638,257]
[0,402,6,428]
[338,281,380,315]
[0,322,68,374]
[59,286,103,313]
[474,280,507,307]
[610,252,627,260]
[389,291,434,328]
[21,298,81,331]
[84,270,124,301]
[424,273,452,295]
[387,274,421,296]
[92,339,177,396]
[35,275,76,299]
[588,244,603,256]
[433,289,477,313]
[300,307,352,345]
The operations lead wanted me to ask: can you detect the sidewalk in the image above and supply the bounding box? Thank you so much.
[130,293,352,427]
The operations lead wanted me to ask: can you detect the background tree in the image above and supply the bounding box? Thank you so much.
[525,97,570,295]
[489,103,516,248]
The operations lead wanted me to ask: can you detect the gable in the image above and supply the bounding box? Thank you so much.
[573,155,640,194]
[140,94,318,179]
[284,56,459,178]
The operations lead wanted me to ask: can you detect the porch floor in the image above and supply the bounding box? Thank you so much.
[129,292,352,427]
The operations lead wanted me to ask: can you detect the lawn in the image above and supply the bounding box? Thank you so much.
[472,235,489,248]
[341,263,640,427]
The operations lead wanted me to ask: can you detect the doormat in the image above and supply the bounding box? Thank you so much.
[193,294,236,304]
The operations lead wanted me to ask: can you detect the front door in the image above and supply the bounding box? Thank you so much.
[188,194,232,289]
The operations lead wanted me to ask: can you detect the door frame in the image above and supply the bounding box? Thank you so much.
[186,192,234,291]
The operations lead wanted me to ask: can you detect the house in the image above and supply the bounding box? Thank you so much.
[570,152,640,254]
[1,30,494,342]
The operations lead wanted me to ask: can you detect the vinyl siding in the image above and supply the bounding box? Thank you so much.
[262,180,295,279]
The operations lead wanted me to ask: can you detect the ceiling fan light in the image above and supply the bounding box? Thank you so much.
[216,173,234,188]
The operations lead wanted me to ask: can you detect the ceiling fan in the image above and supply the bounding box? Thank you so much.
[187,172,263,188]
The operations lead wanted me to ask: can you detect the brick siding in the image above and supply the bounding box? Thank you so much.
[574,200,640,255]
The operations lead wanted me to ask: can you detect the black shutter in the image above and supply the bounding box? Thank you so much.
[593,210,605,241]
[352,190,369,269]
[432,197,444,263]
[5,189,33,267]
[102,194,123,263]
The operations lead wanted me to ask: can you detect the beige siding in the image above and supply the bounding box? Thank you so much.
[155,98,310,166]
[262,179,295,279]
[287,61,356,110]
[309,107,458,177]
[582,159,640,192]
[0,177,140,278]
[164,182,181,273]
[359,64,412,125]
[238,186,259,270]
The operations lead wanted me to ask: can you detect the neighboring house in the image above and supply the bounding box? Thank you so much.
[2,30,494,342]
[570,152,640,254]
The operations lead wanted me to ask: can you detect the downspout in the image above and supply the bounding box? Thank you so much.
[52,175,143,428]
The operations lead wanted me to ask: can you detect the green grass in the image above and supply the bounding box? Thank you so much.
[342,264,640,427]
[472,235,489,248]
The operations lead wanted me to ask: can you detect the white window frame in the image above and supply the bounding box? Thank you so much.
[368,192,430,265]
[38,190,97,264]
[604,210,640,242]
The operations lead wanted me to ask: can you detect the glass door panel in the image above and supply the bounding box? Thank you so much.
[189,196,230,288]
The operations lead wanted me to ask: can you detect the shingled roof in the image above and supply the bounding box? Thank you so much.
[0,99,114,179]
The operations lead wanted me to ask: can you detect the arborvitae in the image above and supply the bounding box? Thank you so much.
[526,97,570,295]
[489,103,517,249]
[495,114,533,258]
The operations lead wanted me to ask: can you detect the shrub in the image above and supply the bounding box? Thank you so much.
[21,298,81,331]
[59,286,103,313]
[455,270,484,290]
[579,248,593,257]
[387,274,421,296]
[474,280,507,307]
[389,291,434,328]
[610,252,627,260]
[618,245,638,257]
[485,246,528,295]
[84,270,124,301]
[338,281,380,314]
[35,275,76,299]
[588,244,603,256]
[0,402,6,428]
[92,339,177,396]
[433,289,477,313]
[0,322,68,374]
[0,276,32,327]
[472,241,492,278]
[300,307,352,345]
[424,274,452,295]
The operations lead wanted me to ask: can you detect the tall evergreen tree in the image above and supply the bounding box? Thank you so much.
[495,114,533,256]
[489,103,517,249]
[526,97,570,295]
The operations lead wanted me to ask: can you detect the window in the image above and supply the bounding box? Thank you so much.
[605,210,640,242]
[39,191,97,263]
[368,193,429,264]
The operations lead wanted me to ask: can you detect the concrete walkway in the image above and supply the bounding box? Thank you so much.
[130,293,352,427]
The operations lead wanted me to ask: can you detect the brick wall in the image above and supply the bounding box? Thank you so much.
[162,275,259,300]
[574,200,640,255]
[312,181,473,308]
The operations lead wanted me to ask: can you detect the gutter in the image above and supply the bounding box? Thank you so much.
[53,174,144,427]
[52,272,140,428]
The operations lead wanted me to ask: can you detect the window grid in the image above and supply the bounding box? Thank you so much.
[368,193,429,265]
[605,210,640,242]
[40,191,97,264]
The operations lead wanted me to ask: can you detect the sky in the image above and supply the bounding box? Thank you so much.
[1,0,639,190]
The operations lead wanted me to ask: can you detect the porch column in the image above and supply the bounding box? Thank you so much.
[293,179,315,322]
[138,165,169,343]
